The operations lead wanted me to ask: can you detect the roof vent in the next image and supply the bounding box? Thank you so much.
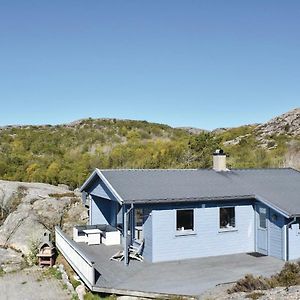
[213,149,227,172]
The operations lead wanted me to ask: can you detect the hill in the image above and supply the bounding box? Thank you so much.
[0,109,299,188]
[218,108,300,169]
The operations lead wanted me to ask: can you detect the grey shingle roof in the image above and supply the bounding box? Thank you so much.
[100,168,300,217]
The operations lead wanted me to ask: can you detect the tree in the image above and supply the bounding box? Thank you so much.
[187,132,221,168]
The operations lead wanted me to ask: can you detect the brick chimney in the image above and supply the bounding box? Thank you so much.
[213,149,227,171]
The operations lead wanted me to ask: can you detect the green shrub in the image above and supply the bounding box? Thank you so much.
[48,192,76,198]
[25,239,40,266]
[84,292,101,300]
[43,267,62,280]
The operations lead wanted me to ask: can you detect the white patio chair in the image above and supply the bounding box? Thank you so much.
[129,239,144,261]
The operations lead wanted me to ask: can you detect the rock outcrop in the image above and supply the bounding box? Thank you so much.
[256,108,300,138]
[0,180,88,270]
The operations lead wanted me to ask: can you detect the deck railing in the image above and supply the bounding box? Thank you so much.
[55,226,96,288]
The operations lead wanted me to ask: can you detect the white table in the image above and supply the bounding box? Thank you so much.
[102,230,121,246]
[83,229,102,245]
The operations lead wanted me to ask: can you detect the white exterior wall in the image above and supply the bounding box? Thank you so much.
[288,223,300,260]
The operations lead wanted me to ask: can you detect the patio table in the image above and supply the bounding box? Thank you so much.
[83,229,102,245]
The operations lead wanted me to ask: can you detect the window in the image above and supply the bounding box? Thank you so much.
[176,209,194,231]
[259,207,267,229]
[134,208,143,227]
[220,207,235,229]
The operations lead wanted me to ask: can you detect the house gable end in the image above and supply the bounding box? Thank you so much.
[80,170,123,204]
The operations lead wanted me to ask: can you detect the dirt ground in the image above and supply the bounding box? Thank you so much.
[0,267,71,300]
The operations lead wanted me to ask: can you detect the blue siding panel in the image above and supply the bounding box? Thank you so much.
[142,215,153,262]
[86,177,118,201]
[90,195,118,226]
[151,204,255,263]
[90,196,108,225]
[268,208,284,259]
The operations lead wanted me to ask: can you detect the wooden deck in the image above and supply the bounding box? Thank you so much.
[73,242,285,298]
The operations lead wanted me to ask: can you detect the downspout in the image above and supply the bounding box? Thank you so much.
[286,217,297,261]
[124,203,134,266]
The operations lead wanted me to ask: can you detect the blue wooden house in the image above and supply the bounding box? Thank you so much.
[78,150,300,264]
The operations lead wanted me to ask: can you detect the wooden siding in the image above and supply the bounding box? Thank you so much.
[268,208,284,259]
[55,227,95,288]
[90,195,119,226]
[142,214,153,262]
[85,176,119,201]
[288,223,300,260]
[149,203,255,263]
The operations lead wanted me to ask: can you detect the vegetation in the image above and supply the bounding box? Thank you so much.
[43,266,62,280]
[55,254,81,289]
[0,119,297,188]
[25,238,40,266]
[228,262,300,294]
[245,292,265,299]
[48,192,76,198]
[84,292,116,300]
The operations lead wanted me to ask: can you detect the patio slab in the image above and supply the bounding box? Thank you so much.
[75,242,285,297]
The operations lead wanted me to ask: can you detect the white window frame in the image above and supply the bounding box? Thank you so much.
[219,206,237,232]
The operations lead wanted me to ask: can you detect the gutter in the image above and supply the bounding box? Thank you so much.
[286,217,297,261]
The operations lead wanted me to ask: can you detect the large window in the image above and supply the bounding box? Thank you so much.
[220,207,235,229]
[176,209,194,231]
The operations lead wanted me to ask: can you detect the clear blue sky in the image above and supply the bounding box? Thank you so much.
[0,1,299,130]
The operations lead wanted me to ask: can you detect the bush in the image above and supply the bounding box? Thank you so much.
[43,267,62,280]
[276,262,300,289]
[25,239,40,266]
[228,262,300,294]
[228,274,272,293]
[245,292,265,299]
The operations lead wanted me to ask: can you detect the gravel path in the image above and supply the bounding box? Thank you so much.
[0,267,71,300]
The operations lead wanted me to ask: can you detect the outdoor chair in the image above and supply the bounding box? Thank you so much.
[129,239,144,261]
[110,249,124,261]
[110,239,144,262]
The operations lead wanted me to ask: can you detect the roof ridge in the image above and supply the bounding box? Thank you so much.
[231,167,293,171]
[100,167,293,172]
[100,168,207,171]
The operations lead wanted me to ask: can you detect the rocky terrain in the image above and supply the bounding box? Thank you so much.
[256,108,300,138]
[0,180,88,272]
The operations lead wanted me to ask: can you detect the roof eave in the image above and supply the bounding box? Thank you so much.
[95,169,124,204]
[124,194,256,205]
[79,169,98,192]
[124,194,293,218]
[254,194,291,218]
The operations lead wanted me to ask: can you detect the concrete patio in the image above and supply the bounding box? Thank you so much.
[75,242,285,297]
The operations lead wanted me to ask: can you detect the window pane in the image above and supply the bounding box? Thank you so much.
[259,207,267,229]
[176,209,194,231]
[220,207,235,229]
[135,208,143,226]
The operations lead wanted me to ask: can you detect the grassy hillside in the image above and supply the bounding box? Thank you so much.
[0,118,298,188]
